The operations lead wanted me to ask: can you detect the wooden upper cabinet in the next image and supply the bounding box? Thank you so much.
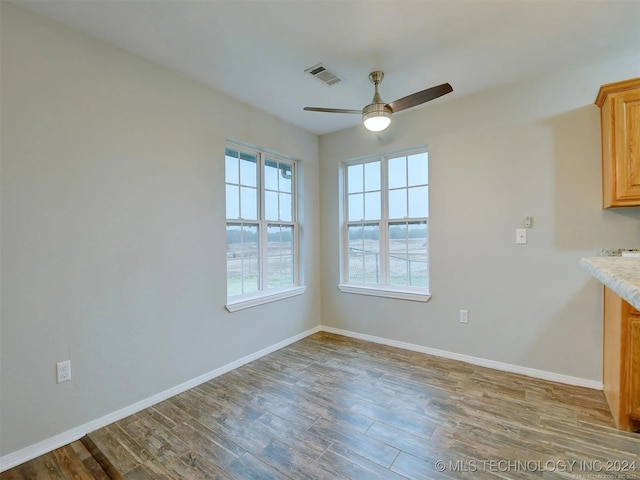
[595,78,640,208]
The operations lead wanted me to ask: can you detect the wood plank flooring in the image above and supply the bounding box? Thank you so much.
[3,332,640,479]
[1,440,110,480]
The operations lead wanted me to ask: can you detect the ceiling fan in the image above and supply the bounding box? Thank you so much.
[304,71,453,132]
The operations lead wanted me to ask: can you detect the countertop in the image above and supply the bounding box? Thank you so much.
[581,257,640,310]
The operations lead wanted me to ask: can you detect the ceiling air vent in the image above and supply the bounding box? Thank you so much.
[305,63,343,86]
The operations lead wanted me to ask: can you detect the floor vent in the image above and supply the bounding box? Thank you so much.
[305,63,343,86]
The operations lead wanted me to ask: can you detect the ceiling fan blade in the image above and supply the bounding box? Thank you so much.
[388,83,453,113]
[303,107,361,114]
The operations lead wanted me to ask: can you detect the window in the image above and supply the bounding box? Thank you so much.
[225,143,304,311]
[340,149,430,302]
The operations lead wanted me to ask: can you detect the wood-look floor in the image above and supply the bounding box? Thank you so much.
[4,332,640,479]
[0,439,110,480]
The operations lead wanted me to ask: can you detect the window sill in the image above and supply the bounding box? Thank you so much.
[337,284,431,302]
[226,286,307,312]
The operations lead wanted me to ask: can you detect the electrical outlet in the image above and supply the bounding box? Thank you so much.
[516,228,527,244]
[459,309,469,324]
[56,360,71,383]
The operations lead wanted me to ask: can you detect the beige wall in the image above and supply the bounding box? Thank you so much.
[319,57,640,382]
[0,3,320,456]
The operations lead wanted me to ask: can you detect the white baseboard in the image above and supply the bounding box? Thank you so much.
[0,325,322,472]
[320,326,603,390]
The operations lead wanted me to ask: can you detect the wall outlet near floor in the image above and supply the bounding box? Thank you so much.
[459,309,469,324]
[56,360,71,383]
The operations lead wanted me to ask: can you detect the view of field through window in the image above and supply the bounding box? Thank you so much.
[347,222,428,286]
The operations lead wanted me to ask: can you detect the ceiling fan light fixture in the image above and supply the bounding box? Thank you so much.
[362,103,392,132]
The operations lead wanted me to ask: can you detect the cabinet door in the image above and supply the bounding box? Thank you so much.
[613,89,640,203]
[629,318,640,419]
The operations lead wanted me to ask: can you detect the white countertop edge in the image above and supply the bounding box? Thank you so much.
[580,257,640,310]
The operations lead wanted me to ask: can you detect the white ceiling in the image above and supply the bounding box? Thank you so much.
[15,0,640,135]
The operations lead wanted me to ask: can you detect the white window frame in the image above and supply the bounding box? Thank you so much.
[225,142,305,312]
[338,147,431,302]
